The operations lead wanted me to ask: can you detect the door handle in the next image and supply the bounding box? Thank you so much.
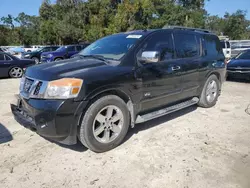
[171,66,181,71]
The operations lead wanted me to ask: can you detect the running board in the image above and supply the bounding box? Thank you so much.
[135,97,199,124]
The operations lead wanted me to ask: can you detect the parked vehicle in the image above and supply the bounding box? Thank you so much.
[227,49,250,80]
[21,46,60,64]
[230,40,250,57]
[11,27,226,152]
[219,38,231,59]
[40,44,89,63]
[23,45,42,52]
[0,52,35,78]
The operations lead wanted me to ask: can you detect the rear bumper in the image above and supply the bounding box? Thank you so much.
[11,95,88,145]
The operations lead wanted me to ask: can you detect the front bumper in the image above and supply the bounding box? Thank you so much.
[11,95,88,145]
[227,70,250,80]
[41,56,53,63]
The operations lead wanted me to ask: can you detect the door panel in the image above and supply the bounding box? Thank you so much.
[139,60,182,112]
[0,54,11,77]
[136,31,183,113]
[173,31,201,99]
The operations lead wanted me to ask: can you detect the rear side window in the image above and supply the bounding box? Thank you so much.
[220,41,226,48]
[174,33,199,58]
[139,31,175,61]
[4,54,12,60]
[204,35,223,56]
[0,54,4,60]
[76,46,82,51]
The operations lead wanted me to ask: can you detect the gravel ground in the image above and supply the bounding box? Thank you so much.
[0,78,250,188]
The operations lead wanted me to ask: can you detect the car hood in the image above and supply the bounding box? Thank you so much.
[227,59,250,68]
[25,57,110,80]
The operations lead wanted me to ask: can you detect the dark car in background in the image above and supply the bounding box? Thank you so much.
[227,50,250,80]
[40,44,89,63]
[21,46,60,64]
[0,52,35,78]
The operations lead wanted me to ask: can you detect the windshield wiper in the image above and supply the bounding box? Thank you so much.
[77,54,110,64]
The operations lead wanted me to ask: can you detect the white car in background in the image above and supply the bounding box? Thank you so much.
[23,45,43,52]
[219,36,231,59]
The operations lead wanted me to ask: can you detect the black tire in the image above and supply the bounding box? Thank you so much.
[32,57,39,64]
[198,75,220,108]
[78,95,130,153]
[55,58,63,62]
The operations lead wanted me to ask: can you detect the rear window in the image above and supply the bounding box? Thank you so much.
[205,35,222,56]
[174,33,199,58]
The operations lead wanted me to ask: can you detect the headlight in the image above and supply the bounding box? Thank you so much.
[44,78,83,99]
[24,54,30,57]
[47,54,53,58]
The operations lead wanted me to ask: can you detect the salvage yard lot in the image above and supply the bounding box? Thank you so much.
[0,78,250,188]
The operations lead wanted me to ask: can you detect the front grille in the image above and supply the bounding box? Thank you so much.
[20,77,47,99]
[33,81,43,95]
[227,67,250,72]
[23,78,34,92]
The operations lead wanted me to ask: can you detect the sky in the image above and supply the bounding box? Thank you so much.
[0,0,249,19]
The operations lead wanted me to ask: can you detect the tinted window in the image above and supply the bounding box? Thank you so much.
[51,47,59,51]
[76,46,82,51]
[226,41,230,48]
[220,41,226,48]
[205,35,222,56]
[139,32,174,61]
[67,46,75,51]
[43,48,51,52]
[79,34,140,60]
[0,54,4,60]
[174,33,199,58]
[4,54,12,60]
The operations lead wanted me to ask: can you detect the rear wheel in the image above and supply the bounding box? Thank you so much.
[9,67,23,78]
[32,57,39,64]
[198,75,220,108]
[78,95,130,153]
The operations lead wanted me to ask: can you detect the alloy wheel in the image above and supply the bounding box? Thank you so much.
[93,105,124,143]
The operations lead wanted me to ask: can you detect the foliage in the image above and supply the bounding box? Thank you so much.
[0,0,249,45]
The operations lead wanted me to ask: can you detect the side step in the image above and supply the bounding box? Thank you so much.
[135,97,199,124]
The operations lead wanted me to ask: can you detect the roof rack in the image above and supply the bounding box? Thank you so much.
[163,25,212,34]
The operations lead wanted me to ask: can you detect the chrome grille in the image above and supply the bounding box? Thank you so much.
[20,76,48,99]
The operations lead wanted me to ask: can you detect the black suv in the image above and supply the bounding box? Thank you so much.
[21,46,60,64]
[11,27,226,152]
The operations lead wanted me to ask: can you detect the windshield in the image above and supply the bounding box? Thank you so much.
[235,51,250,60]
[34,47,44,52]
[78,34,142,60]
[56,46,66,52]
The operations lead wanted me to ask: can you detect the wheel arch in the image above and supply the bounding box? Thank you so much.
[82,88,135,128]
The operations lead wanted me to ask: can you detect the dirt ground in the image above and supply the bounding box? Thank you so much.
[0,78,250,188]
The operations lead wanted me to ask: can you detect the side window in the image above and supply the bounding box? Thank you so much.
[139,32,175,61]
[76,46,82,51]
[0,54,4,60]
[4,54,12,61]
[51,47,58,51]
[205,35,222,56]
[174,33,199,58]
[42,48,51,52]
[67,46,75,52]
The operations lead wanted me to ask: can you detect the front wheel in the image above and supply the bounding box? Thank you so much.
[78,95,130,153]
[32,57,39,64]
[198,75,220,108]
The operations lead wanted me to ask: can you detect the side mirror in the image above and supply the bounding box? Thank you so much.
[139,51,160,63]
